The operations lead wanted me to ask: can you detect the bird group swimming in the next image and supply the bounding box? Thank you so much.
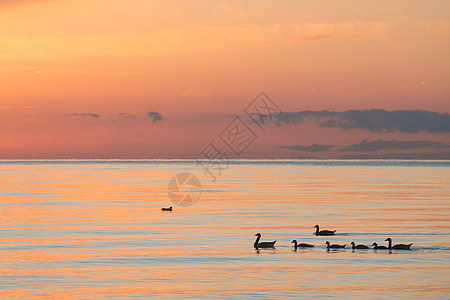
[253,225,413,251]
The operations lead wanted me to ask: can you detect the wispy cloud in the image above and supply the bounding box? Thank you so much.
[180,89,212,102]
[339,152,450,160]
[69,113,99,118]
[280,144,335,152]
[112,113,136,119]
[342,139,450,152]
[0,19,397,61]
[1,0,448,62]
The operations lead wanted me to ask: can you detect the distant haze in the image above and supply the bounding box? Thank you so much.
[0,1,449,158]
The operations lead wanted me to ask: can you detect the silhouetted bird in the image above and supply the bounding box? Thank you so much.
[325,241,346,249]
[372,242,388,250]
[291,240,314,249]
[385,238,412,250]
[161,207,173,211]
[254,233,276,249]
[314,225,336,236]
[351,241,369,249]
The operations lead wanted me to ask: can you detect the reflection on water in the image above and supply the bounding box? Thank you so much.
[0,160,449,299]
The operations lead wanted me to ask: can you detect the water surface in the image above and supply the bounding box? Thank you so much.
[0,160,449,299]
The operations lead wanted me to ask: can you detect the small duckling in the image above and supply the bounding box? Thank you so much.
[291,240,314,249]
[325,241,346,249]
[372,242,388,250]
[351,241,369,249]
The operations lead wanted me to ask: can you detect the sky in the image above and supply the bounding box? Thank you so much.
[0,0,449,159]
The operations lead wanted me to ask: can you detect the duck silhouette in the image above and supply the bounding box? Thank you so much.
[325,241,346,249]
[291,240,314,249]
[351,241,369,249]
[254,233,276,249]
[314,225,336,236]
[385,238,412,250]
[372,242,388,250]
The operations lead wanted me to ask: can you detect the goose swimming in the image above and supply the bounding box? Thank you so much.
[314,225,336,236]
[372,242,388,250]
[291,240,314,249]
[351,241,369,249]
[325,241,346,249]
[254,233,276,249]
[385,238,412,250]
[161,207,173,211]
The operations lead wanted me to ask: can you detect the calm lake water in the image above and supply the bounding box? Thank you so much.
[1,160,449,299]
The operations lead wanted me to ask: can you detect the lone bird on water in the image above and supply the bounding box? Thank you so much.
[254,233,276,249]
[161,207,173,211]
[314,225,336,236]
[385,238,412,250]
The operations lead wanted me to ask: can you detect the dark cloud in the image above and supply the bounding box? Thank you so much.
[339,152,450,160]
[277,109,450,133]
[70,113,99,118]
[342,139,450,152]
[280,144,335,152]
[147,111,163,122]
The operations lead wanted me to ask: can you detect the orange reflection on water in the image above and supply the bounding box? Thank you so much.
[0,161,449,298]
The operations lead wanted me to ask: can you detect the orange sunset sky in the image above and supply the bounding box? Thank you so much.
[1,0,449,159]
